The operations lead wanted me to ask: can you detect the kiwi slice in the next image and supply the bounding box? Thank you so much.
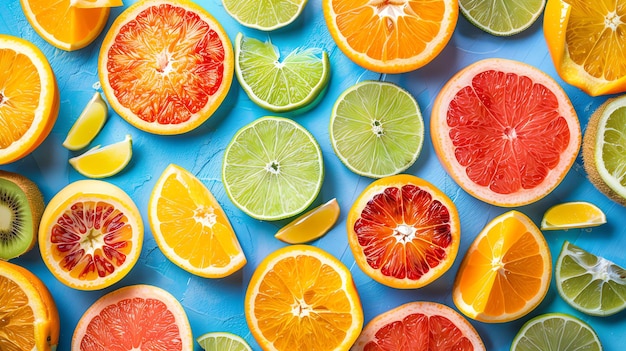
[0,170,44,260]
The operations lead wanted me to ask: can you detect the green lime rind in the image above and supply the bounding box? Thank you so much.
[556,241,626,317]
[329,81,424,179]
[222,0,308,31]
[459,0,546,36]
[197,331,252,351]
[596,103,626,199]
[222,116,324,221]
[511,312,602,351]
[235,33,330,113]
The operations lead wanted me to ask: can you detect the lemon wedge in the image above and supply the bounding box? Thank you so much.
[541,201,606,230]
[70,0,123,8]
[69,134,132,178]
[274,198,340,244]
[63,92,108,151]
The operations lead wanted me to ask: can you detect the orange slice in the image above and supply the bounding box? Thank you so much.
[245,245,363,351]
[453,210,552,323]
[322,0,458,73]
[274,198,340,244]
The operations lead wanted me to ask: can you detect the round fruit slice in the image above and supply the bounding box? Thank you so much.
[223,0,308,31]
[62,92,108,151]
[245,245,363,351]
[352,302,485,351]
[222,116,324,221]
[431,58,581,207]
[0,34,59,165]
[274,198,339,244]
[541,201,606,230]
[556,241,626,316]
[323,0,458,73]
[148,164,246,278]
[69,134,133,179]
[0,260,60,351]
[197,331,252,351]
[347,174,460,289]
[460,0,545,36]
[511,313,602,351]
[98,0,234,135]
[330,81,424,178]
[39,180,143,290]
[72,284,193,350]
[453,210,551,323]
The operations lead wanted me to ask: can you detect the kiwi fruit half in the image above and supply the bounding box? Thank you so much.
[0,170,44,260]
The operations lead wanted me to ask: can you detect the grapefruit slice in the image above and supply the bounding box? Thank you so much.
[352,301,485,351]
[347,174,460,289]
[431,58,581,207]
[71,284,193,351]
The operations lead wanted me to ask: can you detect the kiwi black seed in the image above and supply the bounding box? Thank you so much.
[0,170,44,260]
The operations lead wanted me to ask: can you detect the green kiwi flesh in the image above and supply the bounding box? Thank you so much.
[0,171,44,260]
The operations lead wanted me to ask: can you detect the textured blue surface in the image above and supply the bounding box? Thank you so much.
[2,0,626,350]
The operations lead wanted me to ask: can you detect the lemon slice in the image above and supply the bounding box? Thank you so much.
[69,134,132,178]
[70,0,123,8]
[62,92,108,151]
[541,201,606,230]
[274,198,340,244]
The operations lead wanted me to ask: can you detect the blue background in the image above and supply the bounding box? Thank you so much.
[2,0,626,350]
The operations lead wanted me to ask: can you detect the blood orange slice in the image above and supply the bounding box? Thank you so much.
[98,0,234,135]
[352,301,485,351]
[71,284,193,351]
[431,58,581,207]
[347,174,460,289]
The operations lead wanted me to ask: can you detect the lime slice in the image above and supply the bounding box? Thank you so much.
[329,81,424,178]
[222,116,323,221]
[62,92,108,151]
[235,33,329,113]
[274,198,340,244]
[556,241,626,316]
[222,0,307,31]
[541,201,606,230]
[197,332,252,351]
[69,134,132,178]
[459,0,546,36]
[511,313,602,351]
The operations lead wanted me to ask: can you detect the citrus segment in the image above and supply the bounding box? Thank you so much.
[39,180,143,290]
[244,245,363,351]
[347,174,460,289]
[63,92,108,151]
[541,201,606,230]
[274,198,339,244]
[453,210,551,323]
[197,331,252,351]
[71,0,123,8]
[431,58,581,207]
[511,313,602,351]
[99,0,234,134]
[148,164,246,278]
[460,0,545,36]
[223,0,308,31]
[69,134,132,178]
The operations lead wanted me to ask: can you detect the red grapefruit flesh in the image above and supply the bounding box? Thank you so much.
[431,58,581,207]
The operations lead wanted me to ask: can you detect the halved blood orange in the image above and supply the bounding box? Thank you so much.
[98,0,234,135]
[71,284,193,351]
[347,174,460,289]
[352,301,485,351]
[38,180,143,291]
[431,58,581,207]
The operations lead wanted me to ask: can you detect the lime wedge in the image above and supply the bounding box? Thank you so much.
[459,0,546,36]
[274,198,340,244]
[223,0,307,31]
[222,117,323,221]
[541,201,606,230]
[556,241,626,316]
[235,33,329,113]
[62,92,108,151]
[69,134,132,178]
[197,332,252,351]
[511,313,602,351]
[329,81,424,178]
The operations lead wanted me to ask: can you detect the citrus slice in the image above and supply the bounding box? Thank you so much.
[235,33,330,113]
[431,58,581,207]
[453,210,552,323]
[541,201,606,230]
[223,0,308,31]
[0,260,60,351]
[39,180,143,290]
[544,0,626,96]
[347,174,460,289]
[556,241,626,316]
[274,198,339,244]
[459,0,546,36]
[0,34,59,165]
[72,284,193,350]
[71,0,123,8]
[583,95,626,205]
[511,313,602,351]
[244,245,363,351]
[148,164,246,278]
[352,302,485,351]
[197,331,252,351]
[62,92,108,151]
[69,134,132,179]
[330,81,424,178]
[98,0,234,135]
[323,0,458,73]
[20,0,110,51]
[222,116,324,221]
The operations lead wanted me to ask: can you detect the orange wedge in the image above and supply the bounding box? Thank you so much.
[274,198,340,244]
